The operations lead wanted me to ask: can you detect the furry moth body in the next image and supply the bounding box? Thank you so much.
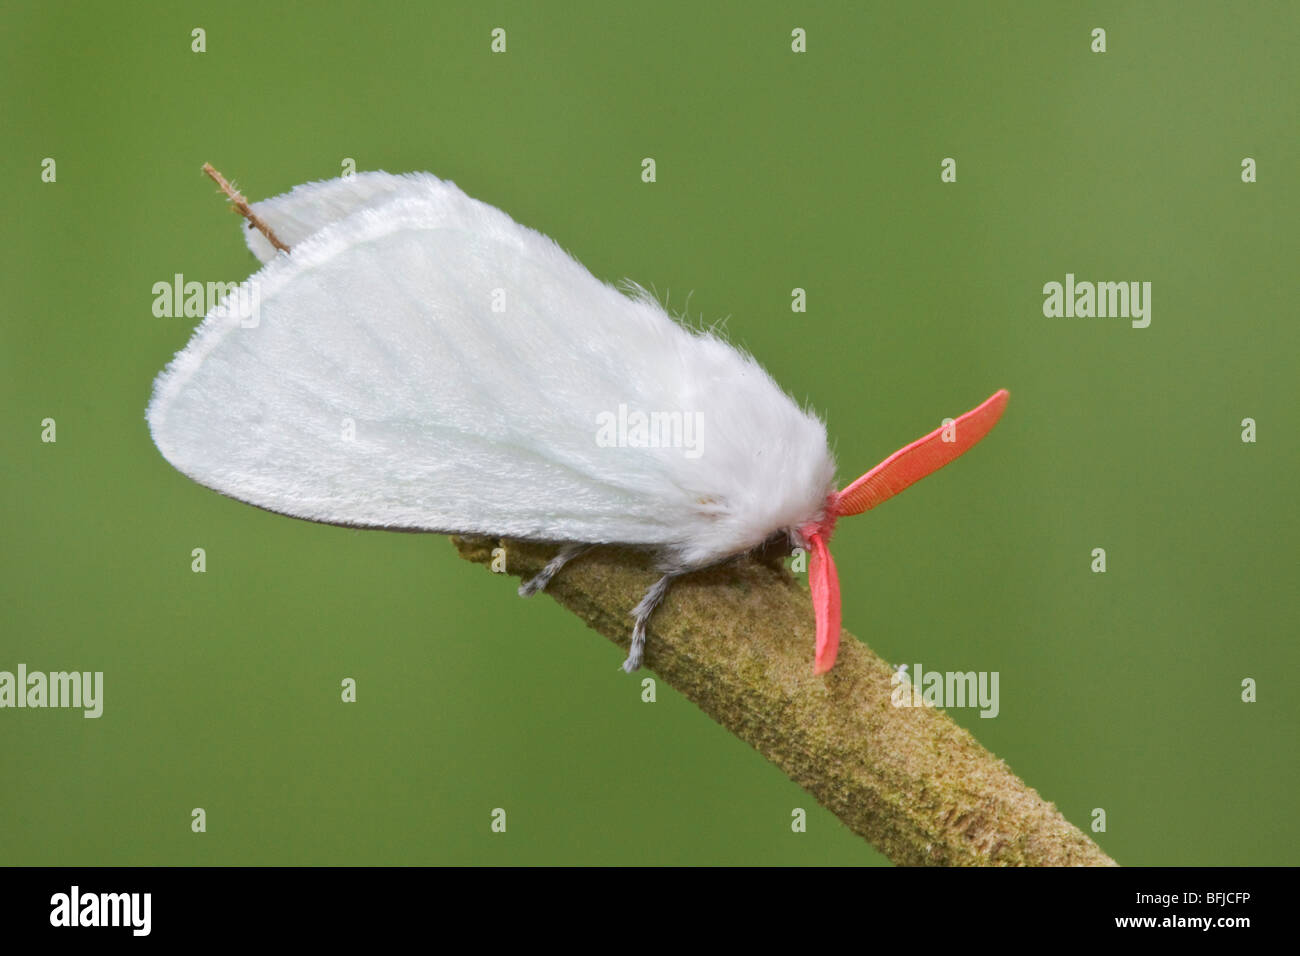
[147,169,1009,674]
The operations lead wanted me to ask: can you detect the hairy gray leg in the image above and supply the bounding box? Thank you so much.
[517,544,591,597]
[623,573,678,673]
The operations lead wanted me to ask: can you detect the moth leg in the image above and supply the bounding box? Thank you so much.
[623,572,679,673]
[517,544,591,597]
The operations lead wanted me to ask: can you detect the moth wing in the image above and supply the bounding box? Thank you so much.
[241,171,442,263]
[149,176,833,558]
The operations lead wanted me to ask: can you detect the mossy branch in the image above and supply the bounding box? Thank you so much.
[453,535,1117,867]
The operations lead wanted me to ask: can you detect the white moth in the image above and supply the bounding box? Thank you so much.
[148,170,1008,674]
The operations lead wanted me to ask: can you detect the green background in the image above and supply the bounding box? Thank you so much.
[2,1,1296,865]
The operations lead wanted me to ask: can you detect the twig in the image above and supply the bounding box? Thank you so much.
[453,535,1117,866]
[201,163,291,253]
